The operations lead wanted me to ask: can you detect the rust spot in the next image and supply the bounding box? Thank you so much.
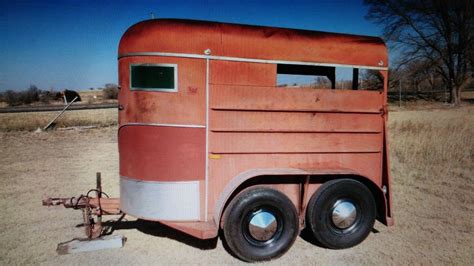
[188,86,198,94]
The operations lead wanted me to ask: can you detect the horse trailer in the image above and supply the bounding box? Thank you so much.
[44,19,393,262]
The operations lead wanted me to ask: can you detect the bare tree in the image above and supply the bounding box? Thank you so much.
[361,70,385,90]
[103,83,119,99]
[312,76,332,89]
[364,0,474,104]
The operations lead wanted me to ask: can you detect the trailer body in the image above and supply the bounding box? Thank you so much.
[114,19,393,259]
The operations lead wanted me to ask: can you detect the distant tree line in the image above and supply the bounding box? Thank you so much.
[364,0,474,105]
[0,83,119,107]
[0,85,62,106]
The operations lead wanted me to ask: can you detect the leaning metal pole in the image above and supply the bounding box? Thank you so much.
[43,96,78,130]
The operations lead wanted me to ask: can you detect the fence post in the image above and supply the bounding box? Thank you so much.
[414,78,418,99]
[444,83,448,104]
[430,73,433,99]
[399,79,402,108]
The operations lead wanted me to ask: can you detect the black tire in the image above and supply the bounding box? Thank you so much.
[306,179,376,249]
[222,187,299,262]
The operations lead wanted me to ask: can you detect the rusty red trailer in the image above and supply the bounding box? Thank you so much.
[46,19,393,261]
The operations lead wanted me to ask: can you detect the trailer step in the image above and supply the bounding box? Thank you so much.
[57,235,126,255]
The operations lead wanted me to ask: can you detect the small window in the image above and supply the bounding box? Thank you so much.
[277,64,335,89]
[276,64,383,91]
[130,64,177,91]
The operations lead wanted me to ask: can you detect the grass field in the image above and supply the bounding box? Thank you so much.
[388,106,473,264]
[0,104,472,264]
[0,108,117,131]
[0,89,117,131]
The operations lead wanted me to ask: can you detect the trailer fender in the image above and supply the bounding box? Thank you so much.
[214,168,390,228]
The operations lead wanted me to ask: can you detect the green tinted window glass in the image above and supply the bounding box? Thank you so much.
[131,65,176,90]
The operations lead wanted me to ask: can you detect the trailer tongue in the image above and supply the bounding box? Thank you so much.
[42,173,125,253]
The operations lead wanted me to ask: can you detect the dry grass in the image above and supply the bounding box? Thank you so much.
[462,90,474,100]
[390,106,473,175]
[386,106,474,263]
[0,108,117,131]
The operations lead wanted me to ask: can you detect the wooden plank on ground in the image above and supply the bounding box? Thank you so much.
[56,235,126,255]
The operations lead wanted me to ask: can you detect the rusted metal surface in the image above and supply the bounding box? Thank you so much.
[209,132,382,153]
[43,196,121,239]
[299,176,311,227]
[380,70,393,225]
[209,60,276,86]
[160,220,218,239]
[119,125,205,182]
[42,197,120,215]
[116,19,393,239]
[119,19,387,68]
[43,173,122,240]
[118,56,206,126]
[210,111,383,133]
[210,84,384,112]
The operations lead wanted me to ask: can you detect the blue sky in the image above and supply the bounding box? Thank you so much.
[0,0,383,91]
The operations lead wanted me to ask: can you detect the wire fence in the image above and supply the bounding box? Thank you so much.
[387,79,474,105]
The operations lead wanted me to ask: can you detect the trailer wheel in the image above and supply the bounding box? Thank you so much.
[222,187,299,262]
[306,179,376,249]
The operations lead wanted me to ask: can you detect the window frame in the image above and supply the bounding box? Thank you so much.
[129,63,178,92]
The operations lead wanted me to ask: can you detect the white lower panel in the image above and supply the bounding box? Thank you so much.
[120,176,200,221]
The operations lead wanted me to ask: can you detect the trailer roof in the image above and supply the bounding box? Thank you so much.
[119,19,388,69]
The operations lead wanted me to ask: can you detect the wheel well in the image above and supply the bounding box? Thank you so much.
[218,174,387,228]
[219,175,300,228]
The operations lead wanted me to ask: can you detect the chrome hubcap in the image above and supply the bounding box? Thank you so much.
[248,209,278,241]
[331,200,357,229]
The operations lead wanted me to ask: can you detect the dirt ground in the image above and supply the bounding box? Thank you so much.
[0,107,473,264]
